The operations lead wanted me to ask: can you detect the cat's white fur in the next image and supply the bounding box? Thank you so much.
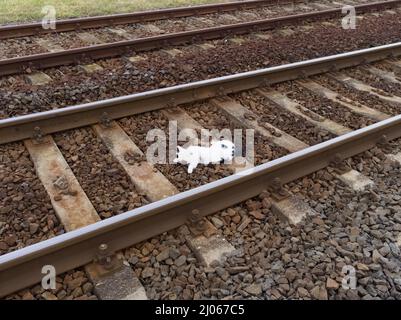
[173,140,235,173]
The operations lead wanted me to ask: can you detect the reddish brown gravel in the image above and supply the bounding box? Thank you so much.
[231,90,337,145]
[374,60,401,77]
[53,128,147,219]
[7,268,97,300]
[314,75,401,116]
[0,143,64,256]
[5,139,401,300]
[0,0,356,59]
[118,111,234,192]
[1,3,401,301]
[275,81,376,129]
[181,101,289,165]
[114,142,401,300]
[343,66,401,97]
[1,11,401,119]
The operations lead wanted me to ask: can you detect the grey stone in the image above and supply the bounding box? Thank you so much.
[297,287,309,298]
[142,267,154,278]
[378,245,390,257]
[237,217,250,232]
[42,292,57,300]
[243,274,253,283]
[271,261,284,272]
[174,255,187,267]
[228,266,249,274]
[211,217,224,229]
[29,223,39,234]
[169,248,181,259]
[83,282,93,294]
[372,249,382,263]
[25,72,52,86]
[128,256,139,265]
[156,248,170,262]
[310,286,328,300]
[244,284,262,296]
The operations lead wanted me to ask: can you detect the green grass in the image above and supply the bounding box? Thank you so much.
[0,0,229,24]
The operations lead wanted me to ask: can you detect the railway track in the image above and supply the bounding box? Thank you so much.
[1,42,401,299]
[0,0,399,77]
[0,0,308,39]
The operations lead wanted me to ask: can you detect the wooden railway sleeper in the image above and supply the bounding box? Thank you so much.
[124,150,145,165]
[337,95,364,108]
[258,118,283,137]
[371,87,394,97]
[53,175,78,201]
[296,105,325,122]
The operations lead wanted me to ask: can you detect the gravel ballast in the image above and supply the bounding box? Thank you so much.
[5,138,401,300]
[53,127,147,219]
[0,143,64,256]
[1,11,401,119]
[0,0,355,59]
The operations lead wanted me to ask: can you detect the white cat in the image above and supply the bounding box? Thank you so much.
[174,140,235,174]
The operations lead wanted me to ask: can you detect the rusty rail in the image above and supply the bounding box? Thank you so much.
[0,0,400,77]
[0,0,301,40]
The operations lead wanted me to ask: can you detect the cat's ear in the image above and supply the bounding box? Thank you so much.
[177,146,184,153]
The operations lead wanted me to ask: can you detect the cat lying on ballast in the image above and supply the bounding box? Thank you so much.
[174,140,235,174]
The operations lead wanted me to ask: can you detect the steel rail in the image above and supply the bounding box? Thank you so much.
[0,0,399,77]
[1,42,401,145]
[1,111,401,297]
[0,0,300,40]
